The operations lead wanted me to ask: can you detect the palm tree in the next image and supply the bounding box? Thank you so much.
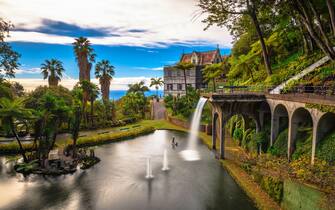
[175,62,194,95]
[41,59,64,87]
[0,98,32,162]
[73,37,96,82]
[78,81,99,127]
[150,77,164,98]
[127,81,149,94]
[202,63,224,92]
[95,60,115,102]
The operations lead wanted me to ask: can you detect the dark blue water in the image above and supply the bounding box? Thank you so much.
[110,90,164,100]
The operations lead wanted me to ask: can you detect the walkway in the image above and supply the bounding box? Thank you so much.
[152,99,166,120]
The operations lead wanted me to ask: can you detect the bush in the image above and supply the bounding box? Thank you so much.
[233,128,243,142]
[260,176,283,203]
[316,131,335,164]
[269,129,288,157]
[77,126,155,147]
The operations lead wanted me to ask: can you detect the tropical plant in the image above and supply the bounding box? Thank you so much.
[73,37,96,81]
[41,59,64,87]
[127,81,149,94]
[202,63,224,92]
[95,59,115,102]
[150,77,164,98]
[122,92,147,118]
[0,98,32,162]
[175,62,194,95]
[77,81,99,127]
[0,18,20,79]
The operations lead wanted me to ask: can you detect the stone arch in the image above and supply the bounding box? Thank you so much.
[271,104,289,146]
[316,112,335,143]
[289,107,313,160]
[312,112,335,163]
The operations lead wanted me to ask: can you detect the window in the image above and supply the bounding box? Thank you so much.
[176,70,181,77]
[177,84,182,91]
[166,84,173,91]
[167,71,172,77]
[185,70,190,77]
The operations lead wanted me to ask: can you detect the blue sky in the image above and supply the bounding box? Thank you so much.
[1,0,232,90]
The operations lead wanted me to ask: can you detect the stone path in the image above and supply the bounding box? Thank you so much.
[152,99,166,120]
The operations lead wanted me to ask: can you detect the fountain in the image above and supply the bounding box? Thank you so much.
[180,97,208,161]
[145,156,154,179]
[161,149,169,171]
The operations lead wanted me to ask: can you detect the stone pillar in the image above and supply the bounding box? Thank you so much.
[311,122,318,165]
[288,115,297,161]
[220,116,225,159]
[270,114,279,146]
[259,111,264,131]
[212,114,216,150]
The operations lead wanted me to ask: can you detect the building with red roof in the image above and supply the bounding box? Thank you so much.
[164,48,223,96]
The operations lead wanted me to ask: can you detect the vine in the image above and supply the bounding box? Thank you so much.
[305,103,335,113]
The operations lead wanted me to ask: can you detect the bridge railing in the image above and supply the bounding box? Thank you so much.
[200,85,335,101]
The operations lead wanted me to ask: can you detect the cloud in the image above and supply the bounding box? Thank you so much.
[135,67,163,71]
[9,77,159,91]
[14,67,41,74]
[14,19,116,37]
[1,0,232,47]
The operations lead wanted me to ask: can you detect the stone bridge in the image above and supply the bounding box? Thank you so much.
[202,92,335,164]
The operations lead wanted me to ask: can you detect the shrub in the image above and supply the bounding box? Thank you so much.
[233,128,243,142]
[260,176,283,203]
[270,129,288,157]
[316,131,335,164]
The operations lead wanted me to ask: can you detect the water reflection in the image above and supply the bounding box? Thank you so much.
[0,130,256,210]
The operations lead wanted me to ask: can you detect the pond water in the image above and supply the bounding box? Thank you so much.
[0,130,256,210]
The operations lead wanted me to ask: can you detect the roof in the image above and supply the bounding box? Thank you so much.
[180,49,221,65]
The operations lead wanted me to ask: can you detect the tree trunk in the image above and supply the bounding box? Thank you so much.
[10,123,28,162]
[183,69,188,95]
[307,0,335,55]
[248,8,272,75]
[326,0,335,36]
[90,99,94,127]
[294,0,335,60]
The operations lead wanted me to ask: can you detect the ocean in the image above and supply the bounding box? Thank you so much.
[109,90,164,100]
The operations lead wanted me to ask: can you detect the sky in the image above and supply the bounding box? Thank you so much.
[0,0,232,90]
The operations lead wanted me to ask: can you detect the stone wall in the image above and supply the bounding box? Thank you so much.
[167,115,210,133]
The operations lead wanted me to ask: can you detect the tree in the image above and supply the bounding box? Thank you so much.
[127,81,149,94]
[122,92,147,118]
[77,81,99,127]
[70,105,81,158]
[198,0,272,75]
[202,63,224,92]
[287,0,335,59]
[41,59,64,87]
[326,0,335,36]
[73,37,96,107]
[0,98,32,162]
[95,60,115,102]
[150,77,164,98]
[73,37,95,81]
[175,62,194,95]
[0,18,20,79]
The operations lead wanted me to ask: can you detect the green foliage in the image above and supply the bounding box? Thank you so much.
[292,127,312,160]
[260,176,283,203]
[233,128,243,142]
[121,91,148,118]
[77,126,155,147]
[316,131,335,163]
[164,87,200,119]
[305,103,335,114]
[15,160,39,174]
[269,129,288,157]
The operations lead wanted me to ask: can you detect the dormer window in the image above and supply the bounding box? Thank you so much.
[192,58,196,64]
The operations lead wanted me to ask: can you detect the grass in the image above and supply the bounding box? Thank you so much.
[222,159,281,210]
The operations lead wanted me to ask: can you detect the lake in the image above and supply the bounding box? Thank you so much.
[0,130,256,210]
